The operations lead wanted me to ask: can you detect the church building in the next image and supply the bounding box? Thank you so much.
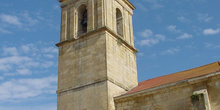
[56,0,220,110]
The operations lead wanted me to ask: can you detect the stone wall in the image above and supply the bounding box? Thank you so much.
[108,81,127,110]
[57,28,138,110]
[57,0,137,109]
[57,81,108,110]
[115,73,220,110]
[57,31,107,91]
[207,73,220,110]
[106,32,138,90]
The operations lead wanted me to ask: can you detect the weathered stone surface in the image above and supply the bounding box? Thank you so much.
[57,0,137,110]
[57,81,108,110]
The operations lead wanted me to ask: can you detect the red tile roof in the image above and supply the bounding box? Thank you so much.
[123,61,220,96]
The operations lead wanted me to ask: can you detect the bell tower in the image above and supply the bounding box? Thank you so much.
[56,0,137,109]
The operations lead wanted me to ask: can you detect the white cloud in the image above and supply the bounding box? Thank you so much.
[21,61,40,68]
[155,34,166,41]
[0,64,12,72]
[152,4,163,9]
[41,61,54,68]
[178,16,190,23]
[198,13,213,22]
[0,56,32,65]
[167,25,181,33]
[44,54,54,59]
[20,43,38,53]
[20,11,39,26]
[0,76,57,101]
[0,42,57,77]
[167,25,176,31]
[20,43,57,56]
[0,27,11,34]
[21,45,31,53]
[143,0,163,9]
[137,53,144,56]
[0,11,45,33]
[53,4,60,10]
[205,43,213,48]
[0,55,54,75]
[162,47,180,55]
[3,47,19,56]
[0,76,3,80]
[16,69,32,75]
[43,47,58,53]
[148,53,157,58]
[136,3,148,11]
[203,28,220,35]
[139,29,153,38]
[0,56,34,74]
[2,73,15,76]
[177,33,193,39]
[185,45,197,49]
[0,13,22,26]
[204,42,220,49]
[140,38,159,46]
[138,29,166,46]
[155,16,162,23]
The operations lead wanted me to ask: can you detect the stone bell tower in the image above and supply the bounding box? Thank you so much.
[56,0,138,109]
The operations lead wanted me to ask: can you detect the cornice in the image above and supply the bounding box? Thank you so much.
[56,26,138,53]
[58,0,135,10]
[57,76,131,95]
[123,0,135,10]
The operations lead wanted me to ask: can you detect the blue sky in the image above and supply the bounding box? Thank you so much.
[0,0,219,110]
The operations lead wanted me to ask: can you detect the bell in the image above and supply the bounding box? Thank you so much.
[82,17,87,26]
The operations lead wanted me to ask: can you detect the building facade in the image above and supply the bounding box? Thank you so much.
[56,0,220,110]
[56,0,138,109]
[115,62,220,110]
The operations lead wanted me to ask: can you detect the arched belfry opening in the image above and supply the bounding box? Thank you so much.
[116,8,123,37]
[77,4,87,36]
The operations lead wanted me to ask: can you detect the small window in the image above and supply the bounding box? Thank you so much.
[116,8,123,37]
[78,5,87,36]
[191,89,211,110]
[191,93,206,110]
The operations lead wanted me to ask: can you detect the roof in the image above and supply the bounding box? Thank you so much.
[123,61,220,96]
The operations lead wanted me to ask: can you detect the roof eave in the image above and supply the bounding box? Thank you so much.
[115,71,220,100]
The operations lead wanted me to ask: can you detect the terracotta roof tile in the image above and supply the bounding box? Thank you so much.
[123,61,220,96]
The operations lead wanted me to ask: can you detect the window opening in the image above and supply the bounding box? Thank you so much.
[77,5,87,36]
[81,10,87,33]
[116,9,123,37]
[191,89,211,110]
